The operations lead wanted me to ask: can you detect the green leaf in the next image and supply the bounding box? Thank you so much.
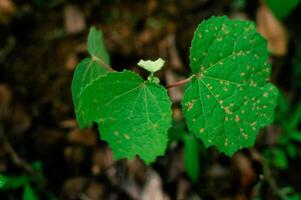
[266,0,300,20]
[137,58,165,73]
[77,71,172,163]
[72,58,108,106]
[276,92,289,121]
[288,102,301,130]
[72,58,108,127]
[231,0,247,10]
[273,148,288,169]
[280,186,301,200]
[23,184,38,200]
[0,175,8,188]
[31,161,46,188]
[87,27,110,65]
[183,134,200,182]
[72,26,110,127]
[287,144,297,158]
[0,175,28,190]
[290,131,301,142]
[182,16,278,155]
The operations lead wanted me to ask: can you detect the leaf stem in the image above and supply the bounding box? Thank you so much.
[92,56,115,72]
[166,75,194,89]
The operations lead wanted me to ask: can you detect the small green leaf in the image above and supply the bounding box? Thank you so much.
[0,175,8,188]
[0,175,28,190]
[137,58,165,73]
[23,184,38,200]
[77,71,172,163]
[273,148,288,169]
[183,134,200,182]
[287,144,297,158]
[290,131,301,142]
[87,27,110,65]
[182,16,278,155]
[276,92,289,121]
[266,0,300,20]
[288,102,301,130]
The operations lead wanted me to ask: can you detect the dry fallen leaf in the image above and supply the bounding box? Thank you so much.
[256,4,288,56]
[147,0,157,13]
[0,84,31,135]
[64,4,86,34]
[67,128,97,146]
[91,147,114,176]
[10,103,32,135]
[232,153,256,193]
[65,53,78,71]
[0,84,12,119]
[142,170,169,200]
[167,34,184,71]
[60,177,87,199]
[0,0,16,24]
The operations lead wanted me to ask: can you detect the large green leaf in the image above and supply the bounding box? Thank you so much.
[182,16,278,155]
[77,71,172,163]
[87,26,110,65]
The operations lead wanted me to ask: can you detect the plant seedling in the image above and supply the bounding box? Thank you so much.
[72,16,279,164]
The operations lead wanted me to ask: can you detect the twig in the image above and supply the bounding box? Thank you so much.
[3,140,34,175]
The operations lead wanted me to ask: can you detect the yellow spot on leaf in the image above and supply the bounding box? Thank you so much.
[186,100,195,111]
[263,92,268,98]
[242,133,248,139]
[224,138,228,146]
[225,106,231,114]
[124,134,130,140]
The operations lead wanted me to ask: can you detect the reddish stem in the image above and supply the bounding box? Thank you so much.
[166,76,193,89]
[92,56,115,71]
